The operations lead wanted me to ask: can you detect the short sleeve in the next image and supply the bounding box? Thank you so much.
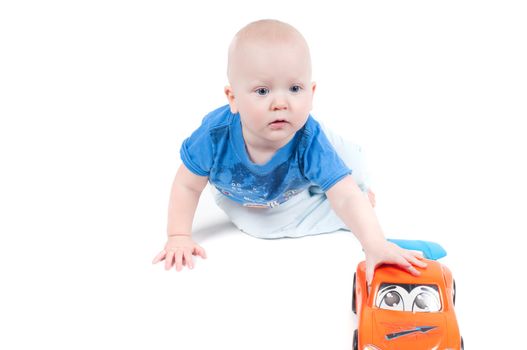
[302,123,351,191]
[180,118,214,177]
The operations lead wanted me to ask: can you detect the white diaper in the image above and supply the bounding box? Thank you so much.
[212,125,371,239]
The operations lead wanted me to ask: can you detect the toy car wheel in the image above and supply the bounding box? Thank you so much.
[353,329,358,350]
[453,279,457,305]
[461,336,464,349]
[352,273,357,314]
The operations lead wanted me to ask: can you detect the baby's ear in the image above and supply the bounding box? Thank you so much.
[309,82,317,110]
[224,86,238,114]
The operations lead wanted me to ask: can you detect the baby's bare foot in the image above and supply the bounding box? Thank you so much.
[367,189,376,208]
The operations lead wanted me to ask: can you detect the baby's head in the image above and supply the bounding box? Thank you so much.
[225,20,316,146]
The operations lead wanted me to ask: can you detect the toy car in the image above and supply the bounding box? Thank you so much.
[352,258,463,349]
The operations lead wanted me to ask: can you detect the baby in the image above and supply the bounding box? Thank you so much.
[152,19,426,283]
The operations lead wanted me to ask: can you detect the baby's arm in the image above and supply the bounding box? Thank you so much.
[326,175,426,284]
[152,164,209,271]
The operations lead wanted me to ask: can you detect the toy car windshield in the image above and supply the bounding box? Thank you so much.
[375,283,441,312]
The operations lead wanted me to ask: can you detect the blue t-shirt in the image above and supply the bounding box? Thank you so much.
[180,105,351,208]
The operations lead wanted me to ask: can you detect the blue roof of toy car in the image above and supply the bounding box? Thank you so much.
[387,239,447,260]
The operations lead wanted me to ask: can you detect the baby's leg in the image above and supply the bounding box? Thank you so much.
[211,185,341,238]
[319,123,375,207]
[367,189,376,208]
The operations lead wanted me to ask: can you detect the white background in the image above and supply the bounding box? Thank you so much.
[1,1,526,349]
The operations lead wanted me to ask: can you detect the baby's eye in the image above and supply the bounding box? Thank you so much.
[255,88,269,96]
[289,85,302,93]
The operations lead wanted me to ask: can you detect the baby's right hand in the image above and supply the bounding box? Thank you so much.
[152,235,207,271]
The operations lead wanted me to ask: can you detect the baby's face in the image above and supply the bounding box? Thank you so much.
[226,39,315,147]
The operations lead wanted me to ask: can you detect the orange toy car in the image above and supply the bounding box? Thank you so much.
[352,259,463,350]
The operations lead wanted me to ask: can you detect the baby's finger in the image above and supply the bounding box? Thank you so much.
[152,250,166,264]
[409,249,425,259]
[406,265,421,277]
[407,254,427,268]
[365,263,375,286]
[390,255,415,272]
[164,251,175,270]
[193,245,207,259]
[184,251,194,269]
[175,250,184,271]
[396,256,421,277]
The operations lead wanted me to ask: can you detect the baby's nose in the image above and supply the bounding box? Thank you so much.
[272,103,287,111]
[271,95,288,110]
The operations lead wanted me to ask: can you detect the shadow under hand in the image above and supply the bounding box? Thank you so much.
[192,218,238,244]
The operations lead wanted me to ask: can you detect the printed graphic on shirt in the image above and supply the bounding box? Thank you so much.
[211,162,309,207]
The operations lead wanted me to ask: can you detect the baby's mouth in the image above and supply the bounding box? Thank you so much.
[269,119,289,129]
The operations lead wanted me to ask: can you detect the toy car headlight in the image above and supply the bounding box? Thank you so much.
[363,345,381,350]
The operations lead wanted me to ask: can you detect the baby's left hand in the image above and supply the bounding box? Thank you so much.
[364,240,427,285]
